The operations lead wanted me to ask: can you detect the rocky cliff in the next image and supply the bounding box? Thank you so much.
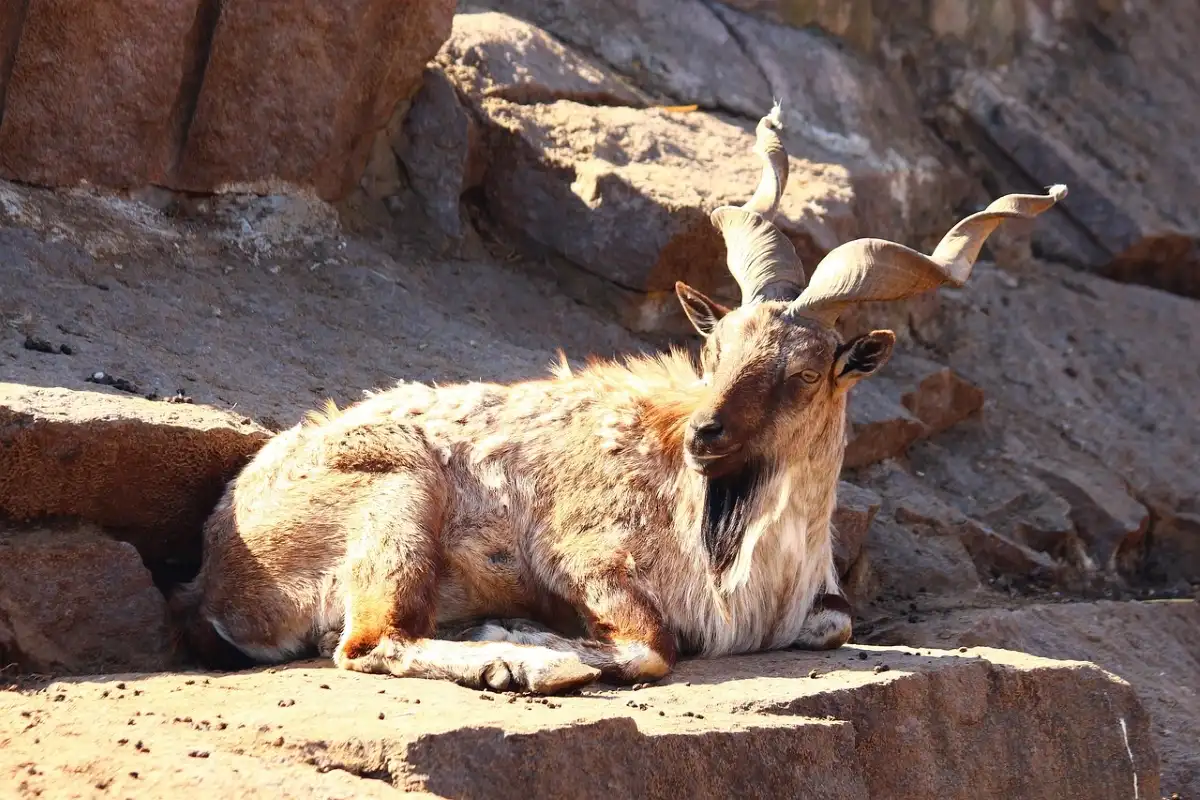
[1,0,1198,797]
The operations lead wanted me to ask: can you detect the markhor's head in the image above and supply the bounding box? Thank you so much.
[674,103,1067,480]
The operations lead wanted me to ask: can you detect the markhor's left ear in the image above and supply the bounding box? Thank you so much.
[675,281,731,338]
[833,330,895,391]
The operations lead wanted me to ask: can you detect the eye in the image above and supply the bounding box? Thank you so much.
[790,368,821,385]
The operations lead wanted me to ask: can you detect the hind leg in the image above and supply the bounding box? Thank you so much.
[331,474,599,694]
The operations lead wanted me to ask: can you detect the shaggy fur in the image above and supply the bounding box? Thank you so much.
[171,310,888,693]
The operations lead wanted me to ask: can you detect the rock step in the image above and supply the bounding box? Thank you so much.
[0,646,1159,799]
[867,598,1200,797]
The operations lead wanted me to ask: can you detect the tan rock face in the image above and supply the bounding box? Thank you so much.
[0,0,454,200]
[174,0,455,199]
[0,384,270,564]
[0,524,173,675]
[0,0,200,188]
[0,647,1161,799]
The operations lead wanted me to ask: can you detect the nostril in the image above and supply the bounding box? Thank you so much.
[691,415,724,439]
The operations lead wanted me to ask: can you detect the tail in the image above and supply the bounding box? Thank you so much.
[167,580,257,672]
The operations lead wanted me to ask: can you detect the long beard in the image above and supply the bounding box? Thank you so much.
[700,460,770,579]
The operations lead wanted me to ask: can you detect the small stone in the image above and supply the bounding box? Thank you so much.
[188,750,210,759]
[378,712,386,720]
[22,336,56,354]
[277,699,295,707]
[873,664,890,674]
[808,670,820,679]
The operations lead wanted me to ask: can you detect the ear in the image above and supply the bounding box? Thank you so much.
[833,330,896,391]
[675,281,730,338]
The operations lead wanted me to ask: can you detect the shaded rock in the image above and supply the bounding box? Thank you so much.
[174,0,456,200]
[440,11,649,107]
[0,383,270,564]
[871,463,1058,581]
[840,549,877,610]
[0,523,172,674]
[918,260,1200,570]
[869,599,1199,797]
[954,519,1059,581]
[843,383,927,469]
[1144,511,1200,585]
[0,646,1161,799]
[0,0,199,187]
[1022,458,1150,572]
[394,67,486,240]
[938,0,1200,298]
[832,481,881,576]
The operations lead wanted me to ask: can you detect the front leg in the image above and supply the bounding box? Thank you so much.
[792,592,853,650]
[456,574,679,686]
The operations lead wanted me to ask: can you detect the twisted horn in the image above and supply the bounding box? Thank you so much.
[709,102,806,305]
[786,185,1068,327]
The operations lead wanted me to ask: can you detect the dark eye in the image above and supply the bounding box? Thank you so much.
[789,368,821,385]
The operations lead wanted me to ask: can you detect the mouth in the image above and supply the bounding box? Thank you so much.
[684,444,743,476]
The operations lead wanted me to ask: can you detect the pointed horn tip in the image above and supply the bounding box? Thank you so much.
[763,101,784,130]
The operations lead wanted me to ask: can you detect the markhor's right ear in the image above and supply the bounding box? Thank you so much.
[833,330,895,391]
[675,281,730,338]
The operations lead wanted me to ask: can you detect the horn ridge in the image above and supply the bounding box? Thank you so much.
[710,101,805,306]
[787,184,1069,327]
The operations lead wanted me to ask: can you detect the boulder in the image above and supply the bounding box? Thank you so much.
[0,0,200,187]
[868,599,1200,797]
[477,99,854,330]
[0,383,270,564]
[0,0,456,200]
[0,523,173,675]
[0,646,1161,799]
[451,2,973,331]
[174,0,456,200]
[439,11,649,108]
[474,0,772,117]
